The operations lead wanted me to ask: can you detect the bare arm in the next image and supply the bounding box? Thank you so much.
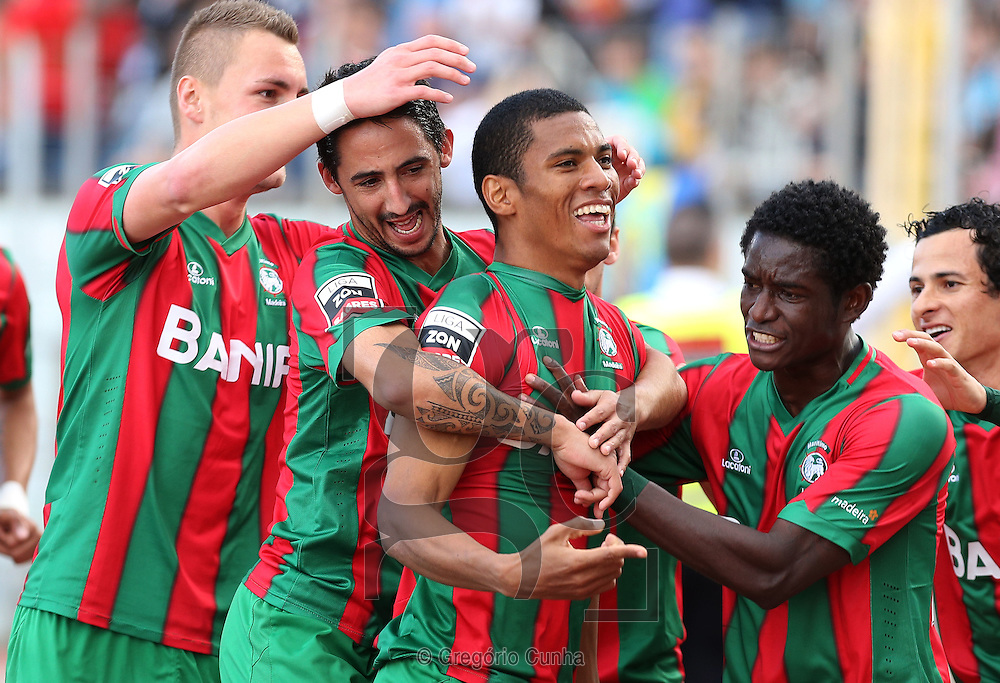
[0,383,40,563]
[122,36,475,243]
[379,415,646,599]
[614,471,850,609]
[344,323,625,508]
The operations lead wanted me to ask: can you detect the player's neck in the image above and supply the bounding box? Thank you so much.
[772,333,863,417]
[201,199,249,238]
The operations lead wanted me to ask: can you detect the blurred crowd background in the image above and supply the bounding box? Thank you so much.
[2,0,1000,672]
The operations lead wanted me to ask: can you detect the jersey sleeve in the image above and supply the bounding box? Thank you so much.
[779,393,954,564]
[63,163,170,300]
[634,321,685,366]
[415,274,512,386]
[630,359,721,486]
[292,242,410,385]
[0,247,31,389]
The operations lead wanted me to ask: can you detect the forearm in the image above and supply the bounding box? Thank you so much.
[632,347,687,430]
[378,496,518,596]
[614,469,847,608]
[1,384,37,487]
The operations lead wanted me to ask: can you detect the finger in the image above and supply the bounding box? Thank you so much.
[522,374,564,409]
[602,540,647,560]
[554,516,606,536]
[595,470,623,512]
[617,441,632,474]
[400,34,472,58]
[892,328,932,343]
[541,356,578,396]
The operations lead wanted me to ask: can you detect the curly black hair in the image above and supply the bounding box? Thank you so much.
[903,197,1000,295]
[740,179,886,298]
[314,58,447,180]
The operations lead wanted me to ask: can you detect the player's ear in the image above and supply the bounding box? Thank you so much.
[439,129,455,169]
[319,161,343,196]
[841,282,873,324]
[604,225,621,266]
[482,175,517,217]
[177,75,204,124]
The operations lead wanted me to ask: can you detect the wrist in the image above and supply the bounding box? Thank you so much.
[0,480,29,517]
[497,552,521,598]
[611,468,649,515]
[311,79,355,134]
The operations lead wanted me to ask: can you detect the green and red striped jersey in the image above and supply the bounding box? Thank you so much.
[18,163,330,655]
[375,262,646,683]
[0,246,31,389]
[924,380,1000,682]
[245,221,493,648]
[596,322,686,683]
[635,342,954,682]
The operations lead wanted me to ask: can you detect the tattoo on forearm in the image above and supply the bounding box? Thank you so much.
[376,342,555,440]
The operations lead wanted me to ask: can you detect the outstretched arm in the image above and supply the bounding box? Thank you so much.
[123,35,476,242]
[613,470,849,609]
[379,415,646,599]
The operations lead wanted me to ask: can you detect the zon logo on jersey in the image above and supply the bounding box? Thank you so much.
[156,304,289,387]
[315,273,382,327]
[421,307,486,365]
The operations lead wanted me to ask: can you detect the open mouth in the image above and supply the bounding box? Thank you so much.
[386,212,422,236]
[573,203,611,227]
[751,331,780,345]
[923,324,951,339]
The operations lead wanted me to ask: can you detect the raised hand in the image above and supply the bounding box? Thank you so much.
[343,35,476,117]
[608,135,645,203]
[893,328,988,413]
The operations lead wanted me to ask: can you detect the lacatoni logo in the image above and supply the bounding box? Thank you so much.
[187,261,215,286]
[800,452,828,484]
[259,266,283,295]
[156,304,289,387]
[421,307,486,365]
[830,495,873,526]
[530,326,559,350]
[315,273,382,327]
[722,448,752,475]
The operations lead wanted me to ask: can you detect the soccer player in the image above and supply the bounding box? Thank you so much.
[0,246,40,564]
[596,179,955,682]
[372,88,686,683]
[5,1,475,679]
[893,197,1000,682]
[219,65,653,682]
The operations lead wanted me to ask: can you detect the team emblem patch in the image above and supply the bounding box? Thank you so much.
[800,452,828,483]
[598,326,618,357]
[97,164,137,187]
[420,307,486,365]
[315,273,382,327]
[259,266,283,295]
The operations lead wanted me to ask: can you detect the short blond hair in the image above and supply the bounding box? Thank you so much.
[169,0,298,137]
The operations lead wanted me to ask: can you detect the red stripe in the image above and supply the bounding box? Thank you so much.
[846,345,874,385]
[752,603,790,682]
[828,561,872,680]
[161,244,256,651]
[77,249,184,627]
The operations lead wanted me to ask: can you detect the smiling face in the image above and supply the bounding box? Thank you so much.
[910,229,1000,380]
[322,117,452,274]
[500,111,618,287]
[741,232,854,376]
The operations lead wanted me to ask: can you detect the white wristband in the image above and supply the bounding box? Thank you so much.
[311,79,355,135]
[0,480,29,518]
